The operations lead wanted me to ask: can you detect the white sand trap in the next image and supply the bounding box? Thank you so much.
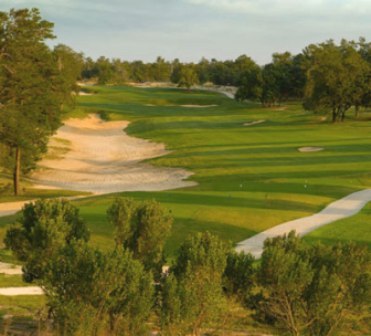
[298,147,324,152]
[31,114,196,194]
[0,286,43,296]
[78,91,94,96]
[236,189,371,258]
[243,120,266,126]
[0,262,23,275]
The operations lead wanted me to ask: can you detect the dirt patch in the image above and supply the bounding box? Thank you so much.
[31,114,196,194]
[298,147,324,152]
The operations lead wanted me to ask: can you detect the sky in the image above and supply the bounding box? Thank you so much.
[0,0,369,64]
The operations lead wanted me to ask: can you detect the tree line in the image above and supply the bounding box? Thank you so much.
[79,39,370,121]
[5,198,370,336]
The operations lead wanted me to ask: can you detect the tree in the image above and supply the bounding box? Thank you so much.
[4,199,89,282]
[304,39,370,122]
[152,56,171,82]
[256,231,370,336]
[92,247,154,335]
[177,65,199,90]
[160,232,229,335]
[235,66,263,102]
[107,198,173,275]
[53,44,84,108]
[95,56,114,84]
[223,251,255,303]
[43,243,154,336]
[0,9,78,195]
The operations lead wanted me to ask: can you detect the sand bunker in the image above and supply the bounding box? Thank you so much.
[243,120,266,126]
[0,262,23,275]
[298,147,324,152]
[31,114,196,194]
[0,286,44,296]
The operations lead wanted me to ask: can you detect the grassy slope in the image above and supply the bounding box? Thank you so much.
[72,86,371,254]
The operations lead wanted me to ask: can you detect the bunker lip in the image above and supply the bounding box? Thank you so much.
[31,114,197,194]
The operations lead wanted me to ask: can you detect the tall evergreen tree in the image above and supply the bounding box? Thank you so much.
[0,8,75,194]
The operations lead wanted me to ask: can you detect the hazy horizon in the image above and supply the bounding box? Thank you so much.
[0,0,369,64]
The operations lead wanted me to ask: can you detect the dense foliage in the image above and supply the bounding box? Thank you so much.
[0,8,82,195]
[79,38,369,121]
[4,200,370,335]
[107,197,173,276]
[4,199,89,281]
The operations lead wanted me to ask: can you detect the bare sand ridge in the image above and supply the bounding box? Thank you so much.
[31,114,196,194]
[236,189,371,258]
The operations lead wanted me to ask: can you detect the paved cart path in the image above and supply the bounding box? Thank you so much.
[236,189,371,258]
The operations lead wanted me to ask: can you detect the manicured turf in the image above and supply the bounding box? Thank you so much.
[74,86,371,255]
[1,86,370,257]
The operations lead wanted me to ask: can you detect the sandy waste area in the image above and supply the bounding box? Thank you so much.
[31,114,196,194]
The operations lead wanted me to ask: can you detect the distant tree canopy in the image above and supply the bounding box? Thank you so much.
[78,38,369,123]
[303,39,370,122]
[0,8,81,195]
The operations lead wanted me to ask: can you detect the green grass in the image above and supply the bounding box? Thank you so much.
[0,275,28,288]
[0,295,45,316]
[1,85,371,257]
[72,86,371,254]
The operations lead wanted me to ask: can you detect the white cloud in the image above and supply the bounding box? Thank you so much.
[187,0,371,16]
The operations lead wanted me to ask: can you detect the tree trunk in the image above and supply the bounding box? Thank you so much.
[355,105,359,118]
[332,107,337,123]
[13,147,21,196]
